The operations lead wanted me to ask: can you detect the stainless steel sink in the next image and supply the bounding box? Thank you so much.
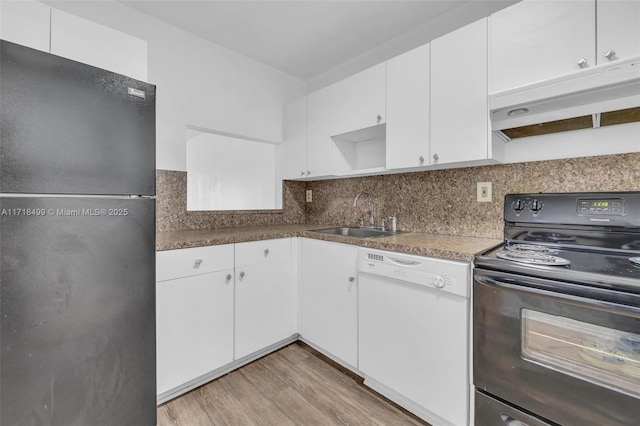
[309,227,399,239]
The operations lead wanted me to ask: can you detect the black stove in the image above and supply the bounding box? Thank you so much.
[473,192,640,426]
[475,192,640,293]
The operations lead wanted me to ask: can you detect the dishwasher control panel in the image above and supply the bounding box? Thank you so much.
[358,249,470,298]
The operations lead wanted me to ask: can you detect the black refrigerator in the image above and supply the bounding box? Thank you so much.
[0,40,156,425]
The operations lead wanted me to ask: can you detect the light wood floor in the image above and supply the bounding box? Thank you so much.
[157,342,430,426]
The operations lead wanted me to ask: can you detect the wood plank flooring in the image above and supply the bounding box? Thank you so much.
[157,342,430,426]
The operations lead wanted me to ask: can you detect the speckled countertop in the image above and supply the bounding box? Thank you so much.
[157,224,502,262]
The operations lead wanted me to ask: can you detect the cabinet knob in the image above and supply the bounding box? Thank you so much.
[376,115,382,123]
[264,248,270,257]
[225,274,232,283]
[419,155,424,165]
[348,276,355,283]
[306,170,311,176]
[604,49,617,61]
[239,271,245,280]
[433,153,439,162]
[194,259,203,268]
[577,58,589,69]
[300,170,305,177]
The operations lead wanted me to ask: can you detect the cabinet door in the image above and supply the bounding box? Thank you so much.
[306,87,333,177]
[234,259,296,359]
[300,239,358,367]
[386,44,430,170]
[489,0,596,93]
[156,270,234,395]
[50,9,148,81]
[597,0,640,64]
[280,96,308,179]
[431,19,489,165]
[330,63,386,136]
[0,0,50,52]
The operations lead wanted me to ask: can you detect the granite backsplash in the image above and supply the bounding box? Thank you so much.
[306,153,640,239]
[157,153,639,238]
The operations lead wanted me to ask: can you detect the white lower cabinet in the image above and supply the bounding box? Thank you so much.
[156,245,235,397]
[157,236,471,424]
[156,239,296,401]
[299,238,358,368]
[234,238,296,359]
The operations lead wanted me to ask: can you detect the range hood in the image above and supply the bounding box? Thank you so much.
[490,56,640,140]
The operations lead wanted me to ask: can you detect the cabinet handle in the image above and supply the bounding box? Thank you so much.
[577,58,589,69]
[604,49,617,61]
[348,276,355,283]
[225,274,232,283]
[264,248,270,257]
[433,153,439,162]
[419,155,424,165]
[376,115,382,123]
[239,271,245,280]
[194,259,203,268]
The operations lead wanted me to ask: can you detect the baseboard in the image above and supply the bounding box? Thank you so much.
[157,334,299,405]
[363,376,457,426]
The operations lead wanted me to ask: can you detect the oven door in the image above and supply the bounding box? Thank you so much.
[474,268,640,426]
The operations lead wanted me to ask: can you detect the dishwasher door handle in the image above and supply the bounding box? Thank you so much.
[388,257,421,267]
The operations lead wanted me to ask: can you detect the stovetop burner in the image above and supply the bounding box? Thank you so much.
[496,249,571,266]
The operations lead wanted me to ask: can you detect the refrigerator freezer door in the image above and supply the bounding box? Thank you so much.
[0,40,155,196]
[0,197,156,425]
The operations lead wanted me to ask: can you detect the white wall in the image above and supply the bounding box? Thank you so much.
[44,1,306,172]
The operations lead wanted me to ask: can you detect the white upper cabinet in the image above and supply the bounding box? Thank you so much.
[431,18,490,165]
[0,1,51,52]
[306,87,333,177]
[280,97,308,180]
[489,0,596,93]
[330,63,386,136]
[385,44,430,170]
[50,9,148,81]
[596,0,640,64]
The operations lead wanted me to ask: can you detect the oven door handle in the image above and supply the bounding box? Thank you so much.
[475,272,640,316]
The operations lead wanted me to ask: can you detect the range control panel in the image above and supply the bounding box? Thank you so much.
[504,192,640,228]
[577,198,624,215]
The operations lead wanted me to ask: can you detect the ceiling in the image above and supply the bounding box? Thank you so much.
[120,1,517,84]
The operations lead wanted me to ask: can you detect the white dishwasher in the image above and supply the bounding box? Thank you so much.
[358,248,470,426]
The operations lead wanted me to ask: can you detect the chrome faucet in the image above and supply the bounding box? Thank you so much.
[353,192,375,227]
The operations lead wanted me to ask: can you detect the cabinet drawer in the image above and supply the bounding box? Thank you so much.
[157,244,234,281]
[235,238,292,267]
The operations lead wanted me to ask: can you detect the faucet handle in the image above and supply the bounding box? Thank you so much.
[387,216,397,232]
[380,217,388,231]
[357,217,365,227]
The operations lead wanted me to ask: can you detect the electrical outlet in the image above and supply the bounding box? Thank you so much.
[477,182,492,202]
[306,190,313,202]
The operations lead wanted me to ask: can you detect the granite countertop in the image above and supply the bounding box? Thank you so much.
[157,224,502,262]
